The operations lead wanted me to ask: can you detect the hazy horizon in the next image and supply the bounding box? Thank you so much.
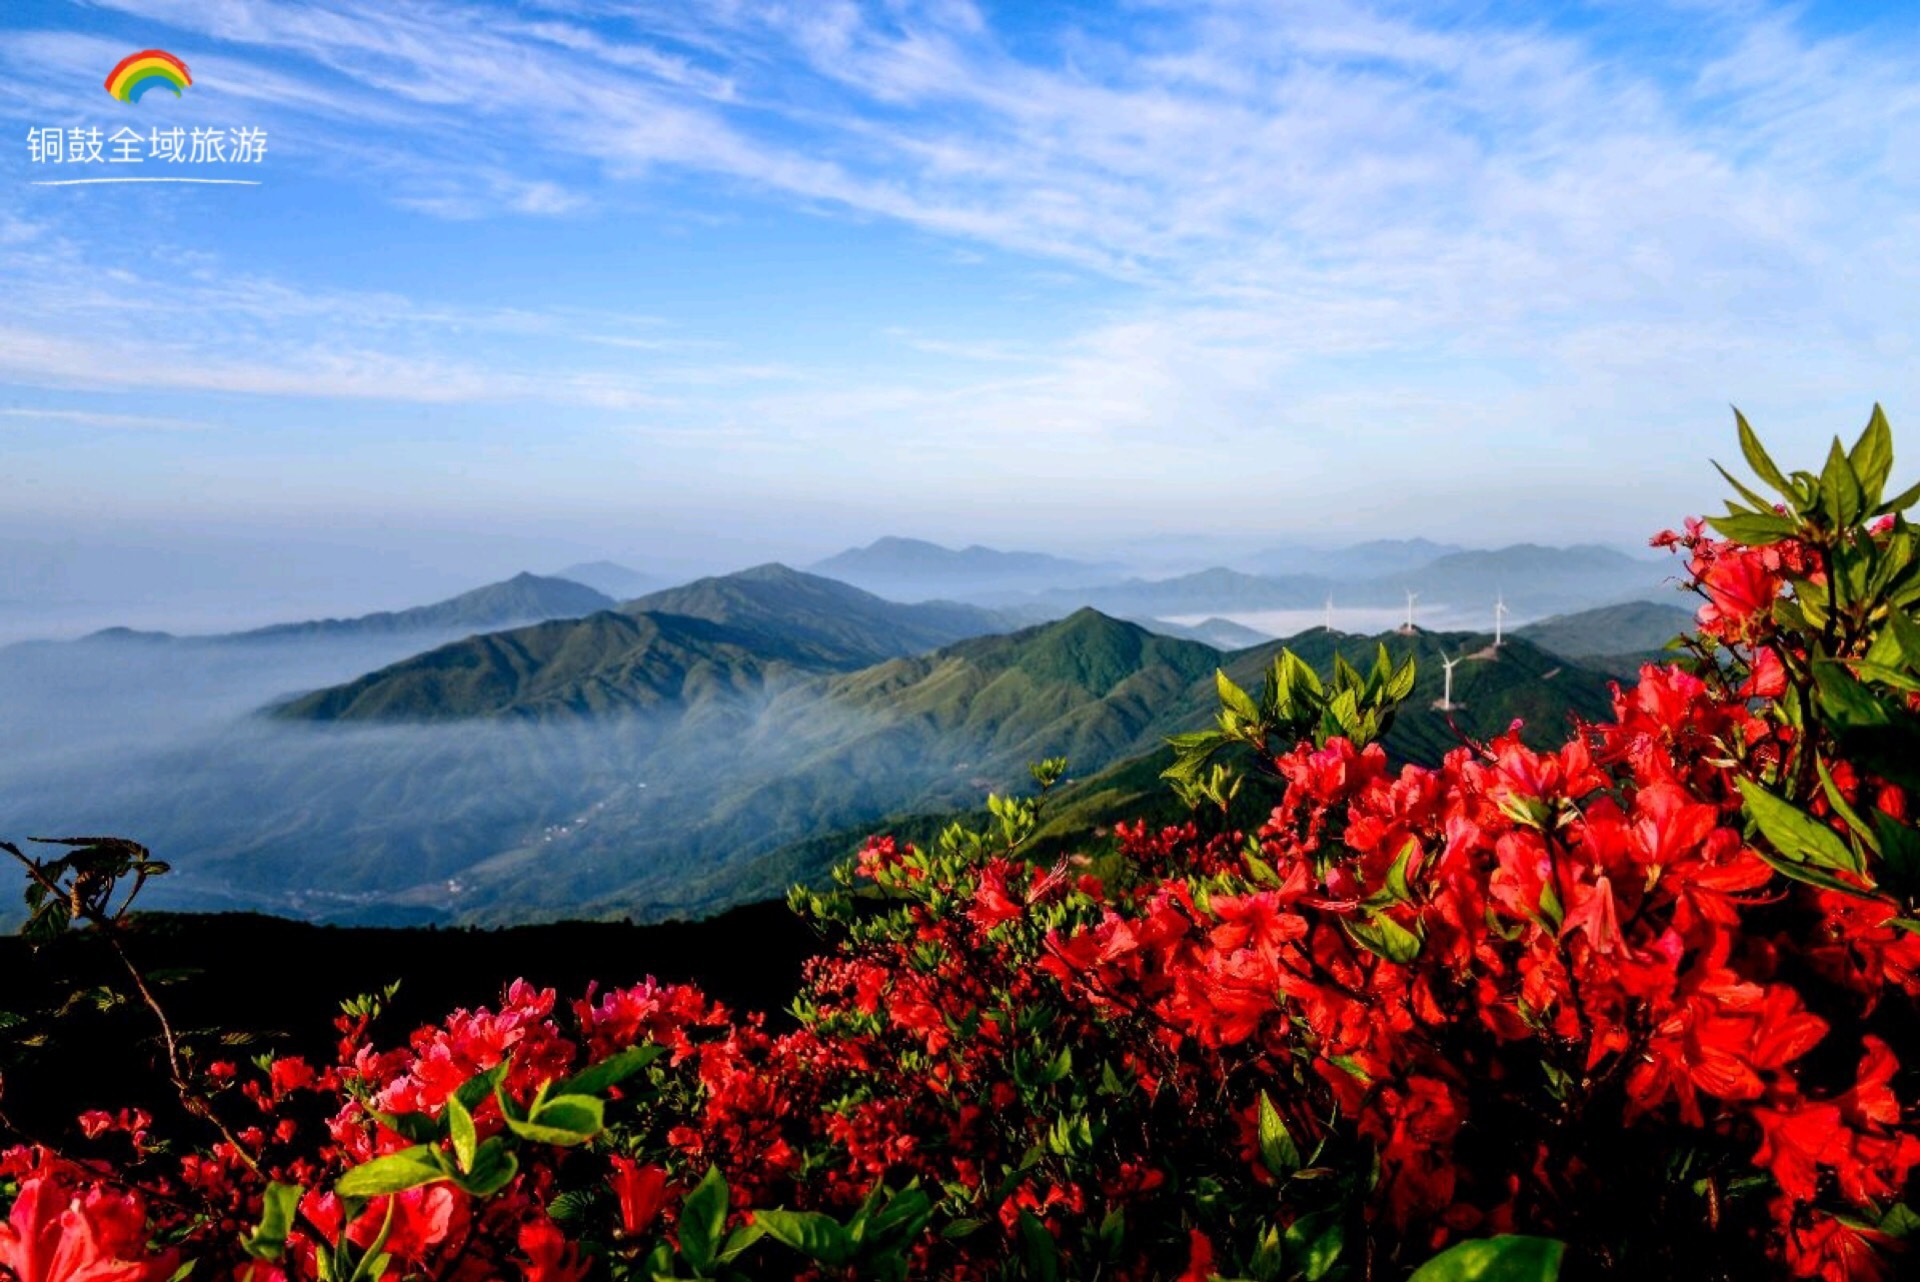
[0,519,1675,644]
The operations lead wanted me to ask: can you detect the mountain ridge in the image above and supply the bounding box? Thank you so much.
[278,564,1011,723]
[809,537,1117,599]
[10,572,617,650]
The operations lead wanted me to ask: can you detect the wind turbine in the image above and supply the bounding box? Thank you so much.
[1325,593,1335,633]
[1402,589,1419,634]
[1437,652,1464,711]
[1494,594,1509,647]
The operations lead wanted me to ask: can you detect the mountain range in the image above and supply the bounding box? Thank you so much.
[3,560,1663,932]
[1012,543,1674,620]
[278,565,1009,722]
[1241,538,1466,580]
[135,568,1615,924]
[801,536,1677,622]
[8,572,616,650]
[809,536,1117,600]
[226,572,614,642]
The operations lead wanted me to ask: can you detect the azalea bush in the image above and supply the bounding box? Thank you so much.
[5,408,1920,1281]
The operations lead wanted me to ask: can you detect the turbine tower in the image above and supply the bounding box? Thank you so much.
[1437,652,1463,711]
[1494,594,1509,647]
[1325,593,1335,633]
[1402,589,1419,634]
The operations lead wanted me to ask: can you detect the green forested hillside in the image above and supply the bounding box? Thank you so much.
[437,611,1227,920]
[721,625,1620,905]
[280,565,1012,722]
[628,563,1008,663]
[1514,599,1695,673]
[274,611,792,721]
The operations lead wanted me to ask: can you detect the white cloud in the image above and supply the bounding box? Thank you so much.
[3,0,1917,533]
[0,407,209,431]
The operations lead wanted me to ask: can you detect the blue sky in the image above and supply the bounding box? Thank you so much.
[3,0,1919,610]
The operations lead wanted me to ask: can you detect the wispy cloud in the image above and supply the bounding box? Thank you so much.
[1,0,1917,536]
[0,406,209,431]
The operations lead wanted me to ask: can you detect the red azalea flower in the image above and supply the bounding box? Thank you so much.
[517,1217,588,1282]
[0,1156,179,1282]
[1177,1228,1215,1282]
[608,1157,673,1238]
[1781,1206,1896,1281]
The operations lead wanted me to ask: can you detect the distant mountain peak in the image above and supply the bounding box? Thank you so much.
[283,562,1015,723]
[730,562,814,583]
[866,536,947,552]
[553,561,658,600]
[809,538,1114,602]
[228,573,613,643]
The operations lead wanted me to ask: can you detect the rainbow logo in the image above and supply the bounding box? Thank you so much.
[104,50,192,103]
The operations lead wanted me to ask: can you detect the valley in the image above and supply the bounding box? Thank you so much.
[1,543,1669,927]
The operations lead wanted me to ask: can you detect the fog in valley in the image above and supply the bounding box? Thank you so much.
[0,633,896,924]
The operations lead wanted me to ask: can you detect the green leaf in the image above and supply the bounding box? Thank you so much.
[239,1182,304,1262]
[1736,409,1795,498]
[1868,606,1920,671]
[557,1043,665,1098]
[1876,476,1920,517]
[1872,810,1920,895]
[1409,1236,1566,1282]
[1385,837,1418,902]
[678,1167,729,1273]
[1815,758,1881,854]
[1016,1210,1061,1282]
[451,1062,507,1117]
[1386,649,1419,704]
[1813,661,1895,728]
[867,1186,933,1242]
[1749,843,1880,896]
[1822,437,1867,528]
[752,1210,851,1266]
[718,1221,766,1265]
[1851,660,1920,697]
[364,1109,440,1146]
[1032,1045,1072,1086]
[444,1093,476,1173]
[453,1137,518,1198]
[1217,669,1261,723]
[1343,912,1423,963]
[1707,511,1798,545]
[1737,778,1864,876]
[1301,1220,1345,1280]
[1282,1209,1343,1280]
[1878,1202,1920,1241]
[1713,461,1782,517]
[1257,1090,1302,1177]
[498,1089,604,1146]
[1244,850,1283,889]
[336,1147,447,1198]
[1851,405,1895,502]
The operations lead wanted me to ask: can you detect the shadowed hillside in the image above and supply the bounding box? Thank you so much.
[1515,600,1696,673]
[279,565,1012,722]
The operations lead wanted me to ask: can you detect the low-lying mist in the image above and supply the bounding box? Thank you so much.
[0,633,993,926]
